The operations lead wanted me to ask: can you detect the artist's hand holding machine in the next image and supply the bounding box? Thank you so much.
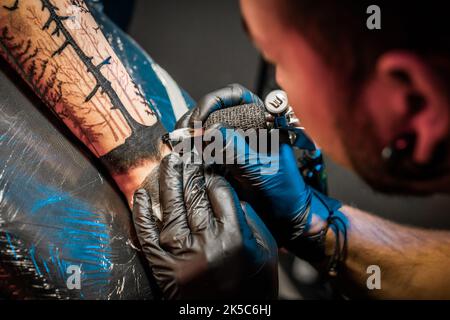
[132,84,347,299]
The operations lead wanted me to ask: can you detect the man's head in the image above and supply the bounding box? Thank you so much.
[240,0,450,194]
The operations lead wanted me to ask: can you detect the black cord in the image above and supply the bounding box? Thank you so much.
[311,190,348,277]
[326,214,348,277]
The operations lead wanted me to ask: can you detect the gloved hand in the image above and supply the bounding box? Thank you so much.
[132,153,278,300]
[176,84,342,258]
[176,83,261,129]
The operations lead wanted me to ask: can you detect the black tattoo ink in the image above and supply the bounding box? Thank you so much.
[3,0,19,11]
[0,27,42,94]
[69,0,89,13]
[0,0,165,170]
[0,26,101,148]
[40,0,146,134]
[36,58,48,83]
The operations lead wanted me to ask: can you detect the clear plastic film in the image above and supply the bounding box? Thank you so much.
[0,1,193,299]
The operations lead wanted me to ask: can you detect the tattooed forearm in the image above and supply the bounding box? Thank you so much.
[0,0,162,166]
[40,0,145,135]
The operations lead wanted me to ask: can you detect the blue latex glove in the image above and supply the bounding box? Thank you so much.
[176,84,342,250]
[213,125,342,245]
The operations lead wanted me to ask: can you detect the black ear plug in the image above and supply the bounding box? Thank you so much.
[381,133,416,162]
[382,133,448,181]
[382,132,417,179]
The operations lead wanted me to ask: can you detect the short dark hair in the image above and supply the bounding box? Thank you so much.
[278,0,450,90]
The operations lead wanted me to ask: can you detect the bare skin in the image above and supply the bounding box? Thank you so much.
[241,0,450,298]
[0,0,166,204]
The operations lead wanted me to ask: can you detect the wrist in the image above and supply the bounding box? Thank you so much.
[113,142,170,206]
[304,212,328,236]
[286,193,347,275]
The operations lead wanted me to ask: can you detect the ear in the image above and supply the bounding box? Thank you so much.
[377,51,449,165]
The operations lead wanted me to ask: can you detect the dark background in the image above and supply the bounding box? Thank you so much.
[126,0,450,229]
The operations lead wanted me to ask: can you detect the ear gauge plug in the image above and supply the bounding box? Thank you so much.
[381,133,416,177]
[381,133,415,160]
[381,133,447,181]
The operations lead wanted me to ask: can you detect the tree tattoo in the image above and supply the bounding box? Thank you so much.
[0,0,162,166]
[3,0,19,11]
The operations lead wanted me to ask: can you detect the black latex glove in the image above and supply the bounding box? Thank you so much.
[176,83,260,129]
[132,153,278,300]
